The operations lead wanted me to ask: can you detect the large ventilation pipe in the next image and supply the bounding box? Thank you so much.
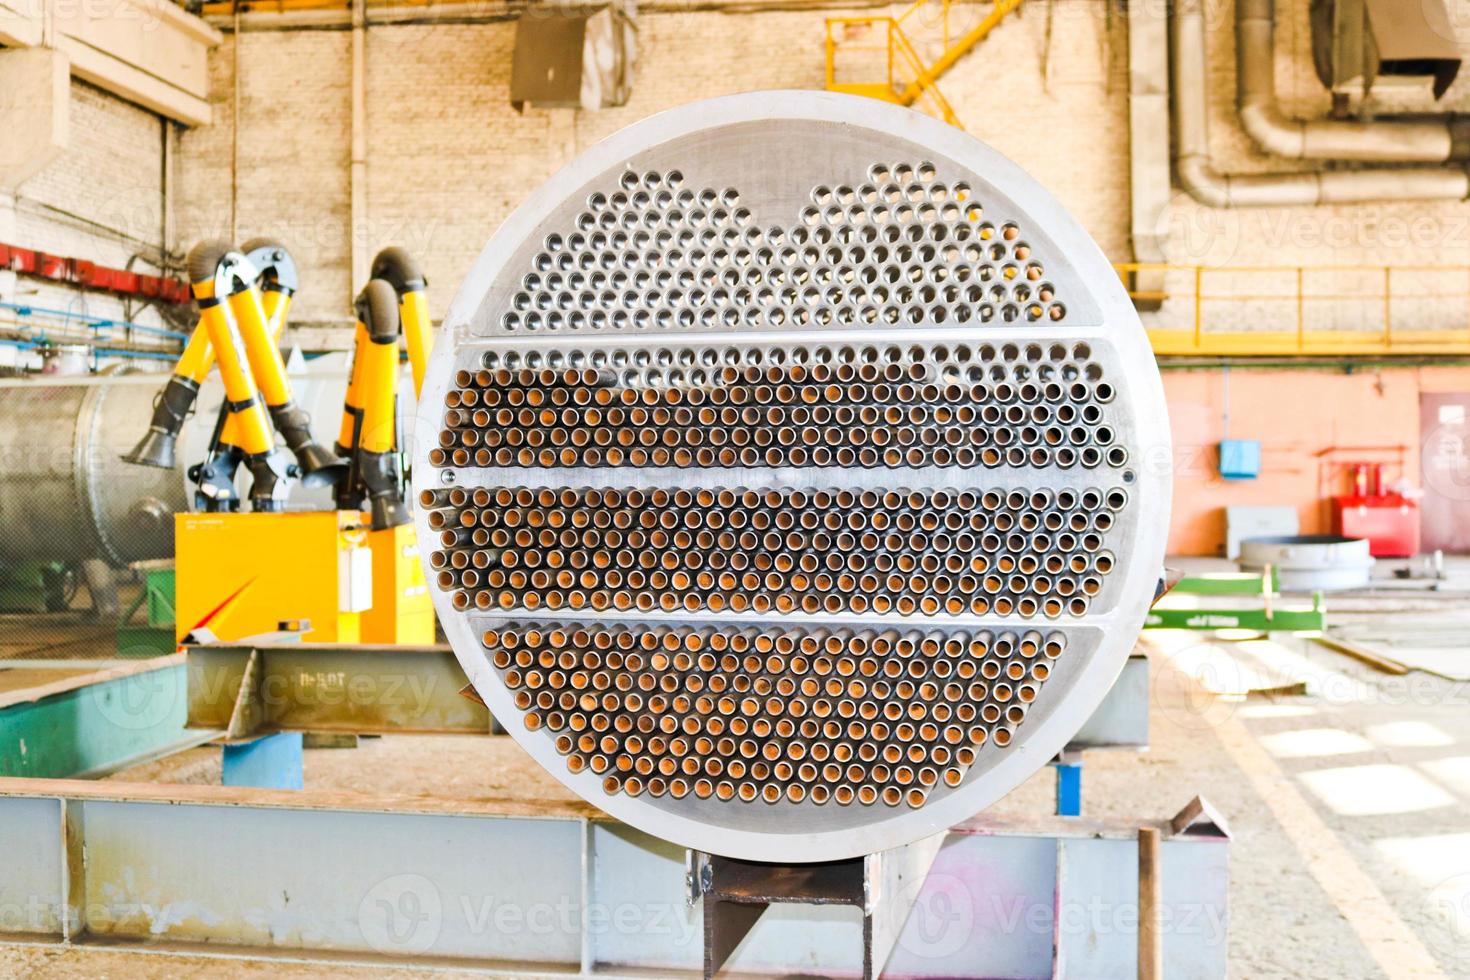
[1237,0,1470,162]
[1127,0,1170,307]
[1171,0,1470,207]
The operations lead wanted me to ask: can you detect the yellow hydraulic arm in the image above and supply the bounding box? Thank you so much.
[121,298,220,471]
[123,239,322,479]
[183,242,290,512]
[243,238,296,342]
[335,247,435,529]
[371,246,434,397]
[222,251,344,488]
[341,278,410,530]
[335,247,434,457]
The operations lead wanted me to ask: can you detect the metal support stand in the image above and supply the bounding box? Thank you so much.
[1054,748,1084,816]
[692,832,946,979]
[80,558,119,620]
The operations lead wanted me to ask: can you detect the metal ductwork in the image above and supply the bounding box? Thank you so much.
[1170,0,1470,207]
[1127,0,1170,307]
[510,2,636,111]
[1241,0,1470,162]
[1311,0,1461,100]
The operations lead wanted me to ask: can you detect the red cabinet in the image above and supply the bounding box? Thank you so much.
[1331,495,1420,557]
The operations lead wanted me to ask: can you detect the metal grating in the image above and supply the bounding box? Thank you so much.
[431,340,1123,471]
[499,162,1068,336]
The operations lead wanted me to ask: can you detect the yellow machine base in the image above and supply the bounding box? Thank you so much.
[361,522,436,645]
[174,511,434,645]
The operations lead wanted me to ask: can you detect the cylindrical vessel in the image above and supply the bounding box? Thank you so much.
[0,373,187,566]
[0,353,364,567]
[1239,534,1374,591]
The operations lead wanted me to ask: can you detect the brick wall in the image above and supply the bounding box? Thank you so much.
[179,0,1470,336]
[10,1,1470,341]
[1165,363,1470,555]
[176,28,354,325]
[175,2,1133,328]
[0,79,176,367]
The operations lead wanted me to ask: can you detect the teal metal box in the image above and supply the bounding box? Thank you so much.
[1218,439,1261,480]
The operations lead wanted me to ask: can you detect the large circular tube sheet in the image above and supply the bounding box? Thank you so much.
[414,92,1170,862]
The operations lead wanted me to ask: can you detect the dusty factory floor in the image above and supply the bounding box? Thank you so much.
[4,591,1470,977]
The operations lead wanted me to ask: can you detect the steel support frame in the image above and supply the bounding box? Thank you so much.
[1053,751,1084,817]
[0,656,211,779]
[221,732,304,789]
[0,778,1229,977]
[692,832,947,979]
[1049,652,1150,816]
[1146,570,1326,632]
[1144,600,1326,632]
[4,644,1147,808]
[185,640,493,737]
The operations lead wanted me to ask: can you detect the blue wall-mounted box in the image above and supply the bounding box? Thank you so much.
[1218,439,1261,480]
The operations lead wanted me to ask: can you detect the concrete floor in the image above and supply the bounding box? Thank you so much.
[3,599,1470,977]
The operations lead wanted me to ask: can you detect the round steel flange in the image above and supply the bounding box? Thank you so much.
[413,91,1171,862]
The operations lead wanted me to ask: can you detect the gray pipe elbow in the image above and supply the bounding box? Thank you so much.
[356,278,402,344]
[242,237,300,293]
[1238,102,1306,159]
[185,240,234,285]
[1175,155,1234,209]
[370,246,426,294]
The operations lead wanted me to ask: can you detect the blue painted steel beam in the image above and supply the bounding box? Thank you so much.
[1054,760,1083,817]
[222,732,304,789]
[0,657,207,778]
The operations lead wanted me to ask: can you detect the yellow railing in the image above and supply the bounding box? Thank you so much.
[1116,263,1470,357]
[824,0,1024,129]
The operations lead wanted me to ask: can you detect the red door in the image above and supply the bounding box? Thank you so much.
[1421,393,1470,553]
